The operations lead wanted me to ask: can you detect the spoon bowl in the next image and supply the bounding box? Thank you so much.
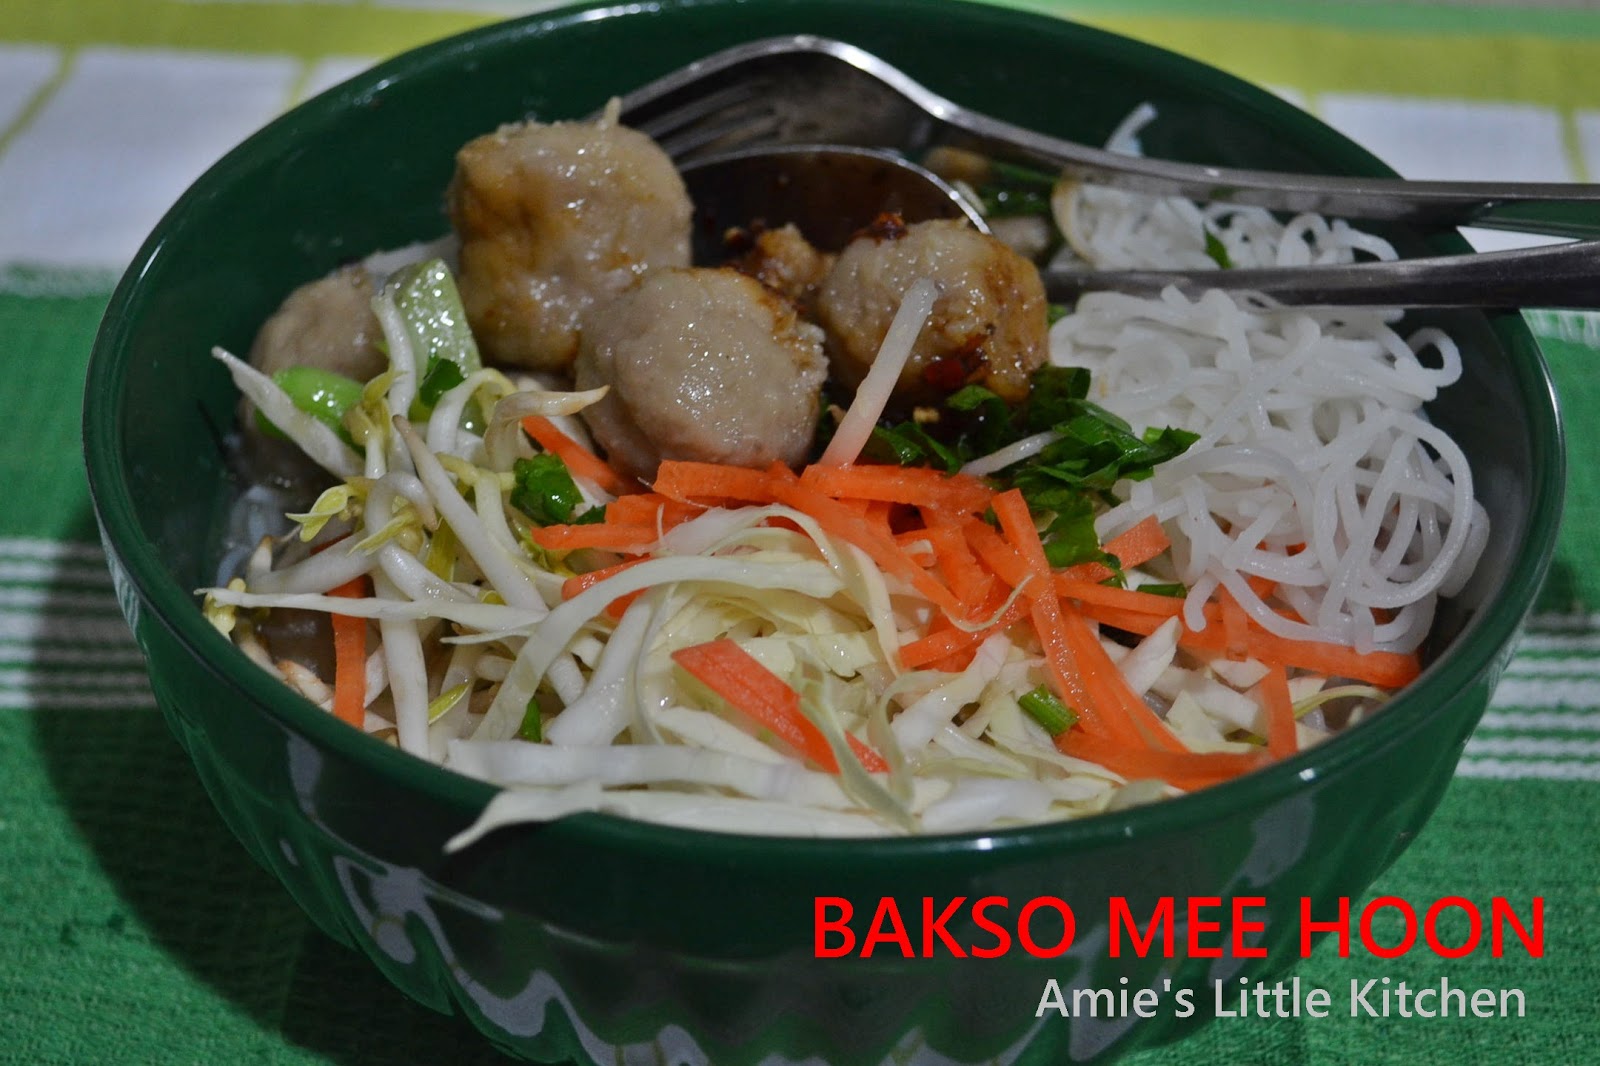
[679,144,983,261]
[680,143,1600,308]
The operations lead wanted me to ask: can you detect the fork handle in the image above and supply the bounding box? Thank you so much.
[949,112,1600,240]
[1044,237,1600,308]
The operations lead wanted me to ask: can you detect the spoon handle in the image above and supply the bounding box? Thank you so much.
[941,105,1600,240]
[1045,239,1600,309]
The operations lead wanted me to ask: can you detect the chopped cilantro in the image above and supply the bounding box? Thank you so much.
[835,363,1195,578]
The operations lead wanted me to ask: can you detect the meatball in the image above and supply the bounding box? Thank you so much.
[248,264,385,382]
[238,264,385,490]
[448,111,692,371]
[574,268,828,483]
[727,223,834,310]
[814,219,1048,405]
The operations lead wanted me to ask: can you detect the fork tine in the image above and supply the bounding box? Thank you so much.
[653,103,788,162]
[626,80,769,142]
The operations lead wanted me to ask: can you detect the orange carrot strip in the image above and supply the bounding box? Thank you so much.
[327,576,368,727]
[961,517,1033,591]
[800,464,993,514]
[1261,664,1298,760]
[1061,515,1172,583]
[601,590,645,621]
[900,594,1030,669]
[652,460,775,504]
[561,558,649,602]
[521,416,630,495]
[919,511,996,611]
[845,734,891,774]
[1246,575,1277,600]
[604,492,701,530]
[1067,600,1421,689]
[891,531,939,569]
[1054,577,1187,618]
[529,523,658,552]
[1190,613,1423,688]
[863,498,897,536]
[1220,587,1249,661]
[1060,730,1270,792]
[1057,602,1186,753]
[765,477,966,618]
[986,489,1117,741]
[671,639,887,773]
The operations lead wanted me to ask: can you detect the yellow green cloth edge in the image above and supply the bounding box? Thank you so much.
[8,0,1600,115]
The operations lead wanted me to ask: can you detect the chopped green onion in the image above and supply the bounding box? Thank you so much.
[256,366,363,445]
[510,453,585,526]
[1018,685,1079,737]
[1136,581,1188,598]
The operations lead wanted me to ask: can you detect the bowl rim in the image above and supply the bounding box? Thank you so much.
[82,0,1567,865]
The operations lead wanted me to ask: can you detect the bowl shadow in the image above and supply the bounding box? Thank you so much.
[30,501,529,1065]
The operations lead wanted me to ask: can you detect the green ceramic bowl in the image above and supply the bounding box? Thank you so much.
[83,1,1563,1062]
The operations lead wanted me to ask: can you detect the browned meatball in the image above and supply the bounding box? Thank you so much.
[727,224,834,310]
[448,113,691,371]
[574,268,828,483]
[815,219,1048,404]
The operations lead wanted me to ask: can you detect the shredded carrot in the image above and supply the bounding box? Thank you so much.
[961,517,1033,591]
[1057,601,1187,753]
[327,576,368,727]
[521,416,631,495]
[800,464,993,514]
[604,492,702,531]
[1261,664,1298,760]
[1060,730,1271,792]
[528,522,658,552]
[671,639,887,773]
[765,476,966,618]
[1054,577,1187,618]
[1063,598,1421,689]
[652,460,775,505]
[1219,587,1250,661]
[1061,515,1172,583]
[899,585,1029,669]
[986,489,1115,741]
[560,558,650,619]
[518,416,630,496]
[1246,575,1277,600]
[892,531,940,569]
[862,498,898,537]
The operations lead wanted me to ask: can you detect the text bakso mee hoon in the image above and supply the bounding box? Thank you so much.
[199,100,1487,841]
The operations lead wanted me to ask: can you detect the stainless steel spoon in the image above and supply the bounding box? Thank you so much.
[679,145,1600,309]
[624,35,1600,241]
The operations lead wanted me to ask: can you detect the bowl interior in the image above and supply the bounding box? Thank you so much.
[84,0,1562,860]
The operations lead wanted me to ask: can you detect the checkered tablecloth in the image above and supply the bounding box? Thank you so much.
[3,1,1598,1063]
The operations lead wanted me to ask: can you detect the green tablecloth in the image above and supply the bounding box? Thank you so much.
[3,1,1598,1062]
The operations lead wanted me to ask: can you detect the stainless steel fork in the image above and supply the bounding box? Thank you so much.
[615,35,1600,240]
